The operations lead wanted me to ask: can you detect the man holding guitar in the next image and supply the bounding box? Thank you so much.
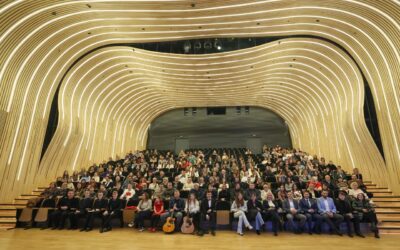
[161,190,185,233]
[199,191,217,236]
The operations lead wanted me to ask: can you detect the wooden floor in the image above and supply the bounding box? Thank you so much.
[0,229,398,250]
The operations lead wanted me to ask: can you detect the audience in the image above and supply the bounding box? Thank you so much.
[33,146,379,238]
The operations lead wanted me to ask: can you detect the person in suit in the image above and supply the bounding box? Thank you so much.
[100,190,122,233]
[317,190,343,235]
[160,190,185,231]
[247,193,265,234]
[78,190,94,231]
[262,192,281,236]
[199,191,217,236]
[335,191,364,238]
[231,192,253,236]
[81,191,108,232]
[244,183,261,201]
[299,190,322,234]
[51,189,80,230]
[283,191,307,234]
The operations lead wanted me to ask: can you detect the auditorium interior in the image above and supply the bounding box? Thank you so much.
[0,0,400,249]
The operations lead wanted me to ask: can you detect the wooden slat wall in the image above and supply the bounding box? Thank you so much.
[0,0,399,202]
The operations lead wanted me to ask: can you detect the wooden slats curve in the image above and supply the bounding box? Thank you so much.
[0,0,399,202]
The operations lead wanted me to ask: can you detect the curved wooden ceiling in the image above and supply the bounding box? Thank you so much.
[0,0,399,201]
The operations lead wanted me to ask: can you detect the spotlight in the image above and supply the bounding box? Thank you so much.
[183,41,191,53]
[204,40,212,49]
[194,41,201,50]
[214,39,222,51]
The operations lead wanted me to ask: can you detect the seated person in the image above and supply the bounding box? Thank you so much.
[247,193,265,235]
[335,191,364,238]
[81,191,107,232]
[262,192,281,236]
[184,193,201,235]
[352,193,379,238]
[299,190,322,234]
[134,192,152,231]
[100,190,122,233]
[283,191,306,234]
[160,190,185,231]
[120,183,136,200]
[317,190,343,235]
[199,191,217,236]
[231,192,253,236]
[51,189,79,230]
[149,195,164,232]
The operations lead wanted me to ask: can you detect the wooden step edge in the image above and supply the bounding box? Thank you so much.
[0,218,17,223]
[20,194,39,197]
[0,224,16,230]
[373,196,400,198]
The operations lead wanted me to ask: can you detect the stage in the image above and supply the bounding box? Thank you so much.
[0,229,398,250]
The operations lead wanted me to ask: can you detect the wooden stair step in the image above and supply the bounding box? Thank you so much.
[373,195,400,198]
[0,218,17,223]
[20,194,39,198]
[15,198,31,201]
[373,198,400,202]
[376,207,400,212]
[370,190,392,194]
[375,202,400,207]
[0,209,17,217]
[0,223,15,229]
[0,204,25,209]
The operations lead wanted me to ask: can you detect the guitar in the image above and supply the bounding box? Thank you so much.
[162,216,175,233]
[163,203,176,234]
[181,215,194,234]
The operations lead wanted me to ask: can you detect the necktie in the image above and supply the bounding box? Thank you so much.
[307,199,311,207]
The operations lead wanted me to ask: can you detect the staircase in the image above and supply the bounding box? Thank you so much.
[365,181,400,234]
[1,182,400,233]
[0,187,46,229]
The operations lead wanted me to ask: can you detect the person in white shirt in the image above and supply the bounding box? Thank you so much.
[182,177,194,191]
[120,183,135,200]
[149,177,160,193]
[231,192,253,236]
[260,184,272,201]
[184,193,201,234]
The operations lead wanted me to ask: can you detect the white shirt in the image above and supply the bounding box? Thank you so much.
[289,199,295,209]
[324,199,330,212]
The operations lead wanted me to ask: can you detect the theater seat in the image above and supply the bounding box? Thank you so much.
[216,210,230,225]
[19,207,33,223]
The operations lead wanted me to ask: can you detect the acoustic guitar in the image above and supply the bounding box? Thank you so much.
[162,216,175,233]
[181,216,195,234]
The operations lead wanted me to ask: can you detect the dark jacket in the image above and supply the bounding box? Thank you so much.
[335,198,353,214]
[200,198,217,214]
[169,198,185,212]
[299,198,318,214]
[57,197,80,211]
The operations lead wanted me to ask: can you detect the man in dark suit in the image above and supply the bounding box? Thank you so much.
[299,190,322,234]
[100,190,122,233]
[282,191,306,234]
[51,189,80,230]
[78,189,94,231]
[81,191,108,232]
[199,191,217,236]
